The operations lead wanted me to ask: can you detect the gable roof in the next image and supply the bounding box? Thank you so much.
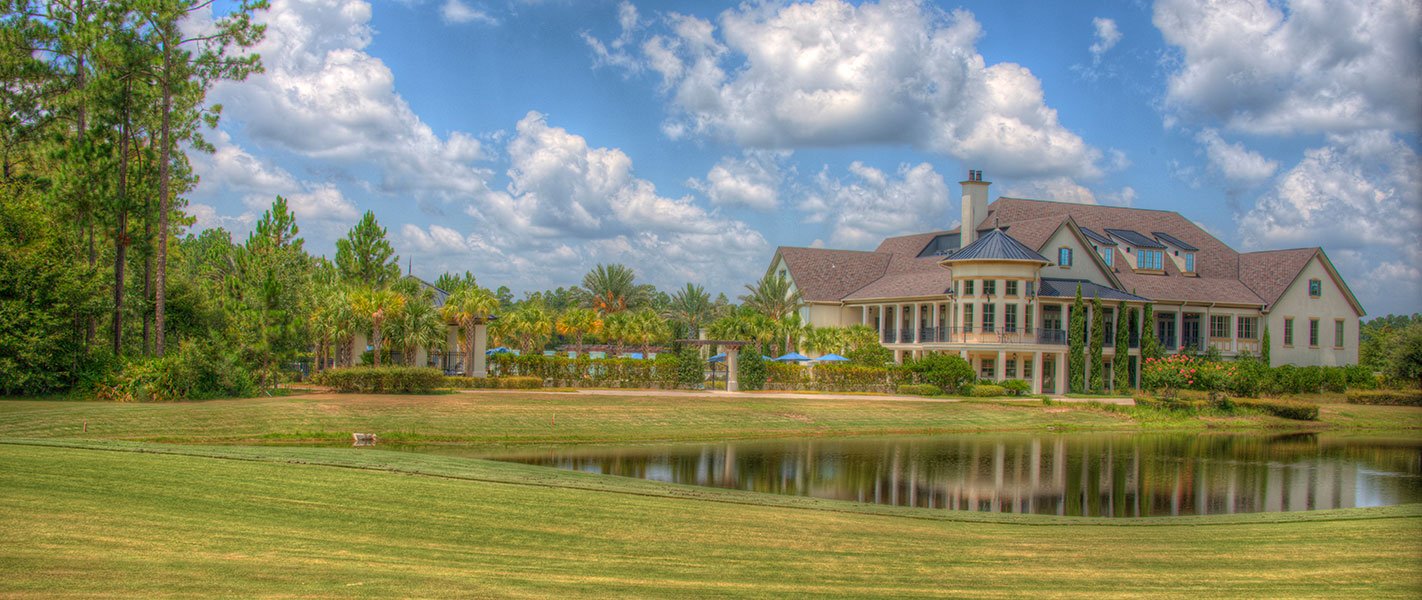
[1104,228,1166,249]
[1239,248,1365,315]
[775,246,891,302]
[1080,227,1116,246]
[1152,231,1198,251]
[942,228,1050,263]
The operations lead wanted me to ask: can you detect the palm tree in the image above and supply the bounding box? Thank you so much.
[310,285,353,371]
[665,283,712,338]
[441,286,499,375]
[501,302,554,355]
[389,291,446,366]
[557,307,600,352]
[602,311,633,356]
[349,287,406,368]
[803,326,849,356]
[628,307,670,358]
[577,263,654,314]
[739,272,804,321]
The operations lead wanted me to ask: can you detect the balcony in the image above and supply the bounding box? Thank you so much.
[893,327,1068,345]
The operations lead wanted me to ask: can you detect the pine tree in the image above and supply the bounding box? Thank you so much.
[1089,295,1104,393]
[1068,284,1085,393]
[336,211,401,287]
[1114,306,1131,390]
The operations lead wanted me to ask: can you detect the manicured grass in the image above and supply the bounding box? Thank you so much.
[2,440,1418,598]
[0,391,1147,447]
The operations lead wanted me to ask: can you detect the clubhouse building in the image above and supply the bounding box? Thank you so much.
[769,171,1364,395]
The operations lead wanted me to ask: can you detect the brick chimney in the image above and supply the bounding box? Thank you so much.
[960,169,990,249]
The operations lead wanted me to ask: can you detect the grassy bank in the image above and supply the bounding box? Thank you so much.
[1,440,1418,598]
[1,391,1417,449]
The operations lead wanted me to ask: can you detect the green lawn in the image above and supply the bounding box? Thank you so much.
[2,440,1418,598]
[1,392,1419,597]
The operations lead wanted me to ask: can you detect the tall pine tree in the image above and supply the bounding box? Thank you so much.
[1068,284,1085,393]
[336,211,401,287]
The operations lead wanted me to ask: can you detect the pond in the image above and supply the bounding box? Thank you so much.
[484,433,1422,517]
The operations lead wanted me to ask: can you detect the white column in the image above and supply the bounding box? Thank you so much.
[446,326,460,368]
[351,331,368,366]
[878,304,886,340]
[914,303,922,343]
[1032,351,1044,394]
[1175,309,1184,353]
[727,350,739,392]
[995,351,1006,383]
[472,322,489,377]
[932,303,941,343]
[1055,353,1066,395]
[861,305,868,326]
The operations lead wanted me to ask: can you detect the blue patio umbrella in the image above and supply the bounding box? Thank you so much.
[486,346,512,356]
[816,353,850,362]
[707,353,727,363]
[623,352,644,360]
[774,352,811,362]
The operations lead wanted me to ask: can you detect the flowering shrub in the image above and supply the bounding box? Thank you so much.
[1142,354,1236,400]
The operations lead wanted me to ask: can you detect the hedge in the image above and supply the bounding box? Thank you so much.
[316,367,444,393]
[970,384,1007,397]
[1133,396,1210,411]
[896,384,941,396]
[444,376,543,390]
[1144,355,1380,399]
[1345,389,1422,406]
[1235,397,1319,421]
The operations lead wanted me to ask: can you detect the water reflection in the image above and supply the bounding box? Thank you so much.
[491,433,1422,517]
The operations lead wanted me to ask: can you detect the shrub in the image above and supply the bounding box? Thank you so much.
[896,383,941,396]
[676,346,704,388]
[444,375,544,390]
[1345,389,1422,406]
[1235,397,1319,420]
[316,367,444,393]
[812,364,906,393]
[99,340,256,402]
[766,361,811,389]
[737,349,767,391]
[905,353,975,393]
[970,384,1007,397]
[999,379,1031,396]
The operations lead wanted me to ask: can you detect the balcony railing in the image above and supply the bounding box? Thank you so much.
[880,327,1069,345]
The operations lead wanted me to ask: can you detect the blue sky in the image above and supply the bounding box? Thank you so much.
[188,0,1421,315]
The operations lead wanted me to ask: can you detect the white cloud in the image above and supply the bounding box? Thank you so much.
[1155,0,1422,134]
[1239,130,1422,315]
[583,1,642,72]
[1195,129,1279,189]
[593,0,1101,180]
[441,0,496,25]
[206,0,491,202]
[1001,176,1097,205]
[1089,17,1121,63]
[798,161,950,248]
[688,150,787,211]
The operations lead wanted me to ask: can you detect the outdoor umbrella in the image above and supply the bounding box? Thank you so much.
[816,353,850,362]
[486,346,512,356]
[774,352,811,362]
[707,353,727,363]
[623,352,644,360]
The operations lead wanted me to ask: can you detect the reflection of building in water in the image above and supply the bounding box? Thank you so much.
[521,434,1416,518]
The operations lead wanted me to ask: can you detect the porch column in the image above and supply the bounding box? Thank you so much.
[1055,353,1066,395]
[350,331,368,366]
[878,304,886,340]
[1032,351,1044,394]
[933,303,941,342]
[861,305,868,326]
[1175,309,1184,353]
[472,322,489,377]
[727,350,739,392]
[914,304,922,343]
[995,351,1006,383]
[446,325,460,370]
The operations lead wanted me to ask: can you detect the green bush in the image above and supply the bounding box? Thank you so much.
[1132,395,1209,411]
[905,353,975,393]
[316,367,444,393]
[1235,397,1319,421]
[737,349,767,391]
[970,384,1007,397]
[812,363,911,393]
[766,361,811,389]
[896,383,941,396]
[98,340,256,402]
[999,379,1031,396]
[676,346,704,388]
[443,375,543,390]
[1345,389,1422,406]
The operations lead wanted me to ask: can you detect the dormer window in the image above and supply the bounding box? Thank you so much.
[1102,247,1114,266]
[1058,247,1073,267]
[1136,250,1163,271]
[1184,253,1195,273]
[1309,279,1321,298]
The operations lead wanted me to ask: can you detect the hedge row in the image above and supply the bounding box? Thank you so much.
[1234,397,1320,421]
[1143,355,1377,398]
[488,354,684,388]
[896,384,941,396]
[1345,389,1422,406]
[444,376,543,390]
[315,367,444,393]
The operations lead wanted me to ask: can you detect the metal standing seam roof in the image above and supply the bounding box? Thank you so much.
[1103,228,1166,249]
[1151,231,1198,251]
[1079,227,1116,247]
[939,228,1049,263]
[1038,279,1151,302]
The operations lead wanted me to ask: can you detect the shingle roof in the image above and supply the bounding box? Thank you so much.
[1104,228,1166,249]
[1238,248,1317,308]
[1152,231,1198,251]
[776,247,892,302]
[1039,279,1150,302]
[842,269,954,300]
[941,228,1049,263]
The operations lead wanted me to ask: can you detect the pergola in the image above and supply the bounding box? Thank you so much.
[674,340,752,392]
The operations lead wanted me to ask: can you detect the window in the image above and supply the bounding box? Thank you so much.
[1058,247,1073,266]
[1005,304,1018,332]
[1137,250,1164,270]
[1023,359,1033,381]
[1283,318,1294,346]
[1237,317,1258,340]
[1025,305,1034,331]
[1309,279,1322,298]
[1210,315,1230,338]
[1334,320,1345,348]
[1309,319,1319,347]
[1104,308,1115,340]
[1102,247,1114,266]
[1185,253,1195,273]
[984,280,997,296]
[1005,358,1017,379]
[980,359,995,380]
[983,303,997,333]
[963,304,974,333]
[778,269,787,279]
[965,280,975,296]
[1006,280,1018,296]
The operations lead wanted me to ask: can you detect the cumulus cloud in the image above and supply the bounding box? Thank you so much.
[1001,176,1098,205]
[798,161,949,248]
[206,0,491,201]
[583,1,642,72]
[1089,17,1121,63]
[1239,131,1422,314]
[441,0,496,25]
[1195,129,1279,189]
[1155,0,1422,134]
[688,150,787,211]
[590,0,1101,180]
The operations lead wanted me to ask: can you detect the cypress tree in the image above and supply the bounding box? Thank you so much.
[1068,284,1086,393]
[1141,303,1161,361]
[1261,325,1272,366]
[1089,295,1105,393]
[1114,306,1131,390]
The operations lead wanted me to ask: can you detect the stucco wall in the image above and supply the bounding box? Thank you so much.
[1039,226,1114,286]
[1265,255,1361,367]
